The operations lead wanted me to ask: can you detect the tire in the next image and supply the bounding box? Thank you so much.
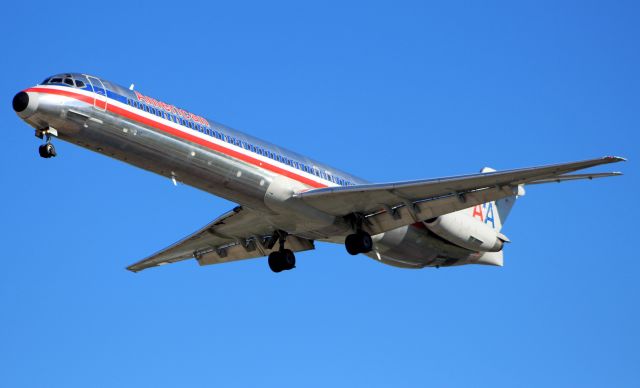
[268,251,283,273]
[345,234,361,255]
[46,143,57,157]
[282,249,296,270]
[345,232,373,255]
[38,144,49,158]
[359,232,373,253]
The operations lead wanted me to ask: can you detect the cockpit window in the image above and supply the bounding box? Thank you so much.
[42,75,88,88]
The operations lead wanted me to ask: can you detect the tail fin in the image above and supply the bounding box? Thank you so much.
[466,167,525,232]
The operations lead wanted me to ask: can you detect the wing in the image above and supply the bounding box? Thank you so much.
[294,156,625,236]
[127,206,314,272]
[525,172,622,184]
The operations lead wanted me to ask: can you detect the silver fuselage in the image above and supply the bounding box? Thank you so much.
[15,73,488,268]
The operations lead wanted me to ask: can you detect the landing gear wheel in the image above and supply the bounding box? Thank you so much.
[268,249,296,273]
[39,143,56,158]
[345,231,373,255]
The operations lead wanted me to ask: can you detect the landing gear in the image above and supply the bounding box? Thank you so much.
[344,213,373,255]
[38,142,56,158]
[345,231,373,255]
[267,230,296,273]
[268,249,296,273]
[37,129,57,159]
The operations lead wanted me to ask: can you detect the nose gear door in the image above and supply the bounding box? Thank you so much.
[85,75,108,111]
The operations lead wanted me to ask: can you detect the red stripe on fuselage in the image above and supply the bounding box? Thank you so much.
[26,87,328,189]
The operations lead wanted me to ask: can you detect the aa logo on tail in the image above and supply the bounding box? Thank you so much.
[472,203,496,228]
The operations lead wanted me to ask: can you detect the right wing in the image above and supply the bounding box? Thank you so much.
[294,156,625,236]
[127,206,314,272]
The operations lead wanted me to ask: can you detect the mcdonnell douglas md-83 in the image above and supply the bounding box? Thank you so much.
[13,73,625,273]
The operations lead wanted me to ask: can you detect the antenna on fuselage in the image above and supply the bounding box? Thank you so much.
[129,83,135,91]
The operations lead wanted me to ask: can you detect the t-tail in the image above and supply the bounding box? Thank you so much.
[466,167,526,233]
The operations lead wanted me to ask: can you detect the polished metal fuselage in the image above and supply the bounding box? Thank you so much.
[17,74,484,268]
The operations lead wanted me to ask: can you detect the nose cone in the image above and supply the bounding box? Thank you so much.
[13,91,29,112]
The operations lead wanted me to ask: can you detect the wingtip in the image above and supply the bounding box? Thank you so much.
[604,156,627,162]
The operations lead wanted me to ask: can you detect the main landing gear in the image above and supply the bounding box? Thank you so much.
[37,128,57,159]
[344,213,373,255]
[268,230,296,273]
[345,231,373,255]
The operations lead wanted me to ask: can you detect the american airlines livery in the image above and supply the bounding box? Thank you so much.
[13,73,625,273]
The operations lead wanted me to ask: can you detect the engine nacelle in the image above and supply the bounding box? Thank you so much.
[424,212,505,252]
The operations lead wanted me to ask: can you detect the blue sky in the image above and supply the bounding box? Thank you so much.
[1,1,638,387]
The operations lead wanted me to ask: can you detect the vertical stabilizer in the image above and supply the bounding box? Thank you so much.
[464,167,525,232]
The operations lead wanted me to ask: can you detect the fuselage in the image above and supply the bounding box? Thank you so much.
[14,73,501,269]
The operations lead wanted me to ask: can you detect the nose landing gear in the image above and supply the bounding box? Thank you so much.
[38,142,56,158]
[36,128,58,159]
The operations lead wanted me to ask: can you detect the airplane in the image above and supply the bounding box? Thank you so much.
[12,73,625,273]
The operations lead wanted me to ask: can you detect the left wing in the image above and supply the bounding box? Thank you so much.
[127,206,314,272]
[294,156,625,236]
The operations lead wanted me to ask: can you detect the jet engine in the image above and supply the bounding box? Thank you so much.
[424,212,505,252]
